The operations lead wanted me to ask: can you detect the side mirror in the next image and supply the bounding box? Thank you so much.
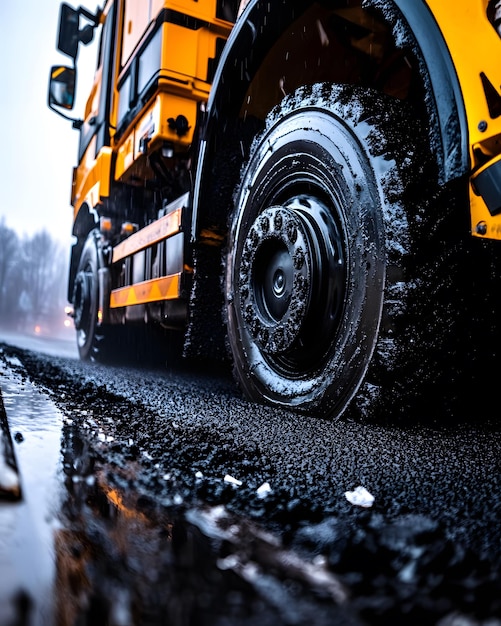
[57,3,100,59]
[49,65,76,110]
[57,4,80,59]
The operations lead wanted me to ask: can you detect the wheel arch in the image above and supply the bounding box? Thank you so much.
[192,0,468,238]
[384,0,468,181]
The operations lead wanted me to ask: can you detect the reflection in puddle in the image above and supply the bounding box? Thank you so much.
[0,366,222,626]
[55,423,266,626]
[55,422,348,626]
[0,366,63,626]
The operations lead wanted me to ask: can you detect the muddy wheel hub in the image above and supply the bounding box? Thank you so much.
[239,204,318,354]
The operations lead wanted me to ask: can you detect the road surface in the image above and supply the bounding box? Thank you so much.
[0,334,500,625]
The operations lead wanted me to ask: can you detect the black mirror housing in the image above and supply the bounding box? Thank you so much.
[57,3,99,59]
[79,24,95,45]
[57,4,80,59]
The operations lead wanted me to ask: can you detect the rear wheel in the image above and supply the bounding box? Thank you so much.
[225,83,459,418]
[73,231,183,366]
[72,230,110,362]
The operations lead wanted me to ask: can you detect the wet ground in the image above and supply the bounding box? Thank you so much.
[0,354,63,625]
[0,336,500,625]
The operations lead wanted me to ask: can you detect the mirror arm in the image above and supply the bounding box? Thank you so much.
[48,100,83,129]
[78,6,102,27]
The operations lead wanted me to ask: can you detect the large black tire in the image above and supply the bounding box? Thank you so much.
[225,83,468,419]
[72,230,111,362]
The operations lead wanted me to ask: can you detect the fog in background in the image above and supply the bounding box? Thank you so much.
[0,219,71,338]
[0,1,100,341]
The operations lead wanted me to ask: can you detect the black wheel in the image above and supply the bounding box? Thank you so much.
[72,230,109,361]
[73,231,183,366]
[225,83,458,418]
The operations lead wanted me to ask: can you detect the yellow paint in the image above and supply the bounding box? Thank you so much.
[74,0,233,202]
[425,0,501,239]
[72,146,113,215]
[52,66,66,79]
[114,92,199,181]
[121,0,151,66]
[425,1,501,155]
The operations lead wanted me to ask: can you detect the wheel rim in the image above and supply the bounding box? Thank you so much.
[73,265,94,347]
[238,194,346,374]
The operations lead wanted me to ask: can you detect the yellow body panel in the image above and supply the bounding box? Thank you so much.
[72,146,113,216]
[112,3,230,181]
[114,92,198,182]
[75,0,232,202]
[425,0,501,239]
[121,0,159,66]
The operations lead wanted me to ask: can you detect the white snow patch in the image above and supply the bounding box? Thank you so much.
[4,355,23,368]
[224,474,242,487]
[256,482,272,498]
[345,485,375,508]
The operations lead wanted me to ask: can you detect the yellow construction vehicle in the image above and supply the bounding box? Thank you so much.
[48,0,501,418]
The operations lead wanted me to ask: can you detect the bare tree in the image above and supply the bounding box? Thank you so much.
[0,218,20,326]
[0,218,69,334]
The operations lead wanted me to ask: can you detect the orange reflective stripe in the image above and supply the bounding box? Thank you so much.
[112,208,182,263]
[110,273,181,308]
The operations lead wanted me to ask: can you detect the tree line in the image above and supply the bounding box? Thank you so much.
[0,218,70,336]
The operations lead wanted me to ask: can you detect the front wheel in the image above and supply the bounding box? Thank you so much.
[225,84,453,418]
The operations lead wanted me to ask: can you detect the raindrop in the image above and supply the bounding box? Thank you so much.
[279,76,286,97]
[316,19,329,47]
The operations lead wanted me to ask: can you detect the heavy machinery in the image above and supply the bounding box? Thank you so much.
[48,0,501,419]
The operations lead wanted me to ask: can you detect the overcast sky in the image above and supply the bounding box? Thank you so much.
[0,1,98,246]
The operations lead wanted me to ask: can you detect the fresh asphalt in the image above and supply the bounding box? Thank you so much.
[0,334,500,624]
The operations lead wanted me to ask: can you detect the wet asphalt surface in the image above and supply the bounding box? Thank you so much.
[0,334,500,625]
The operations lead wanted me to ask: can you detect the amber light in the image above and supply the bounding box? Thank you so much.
[100,217,113,233]
[121,222,138,236]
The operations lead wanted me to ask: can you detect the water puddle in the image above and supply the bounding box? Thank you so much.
[0,363,264,625]
[0,365,64,626]
[0,356,349,626]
